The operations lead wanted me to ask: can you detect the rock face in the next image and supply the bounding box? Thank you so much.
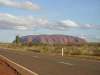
[13,35,86,44]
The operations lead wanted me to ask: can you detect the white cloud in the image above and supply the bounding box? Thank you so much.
[83,24,100,30]
[77,34,86,39]
[0,13,71,30]
[89,36,100,42]
[84,24,91,28]
[0,0,43,10]
[95,36,100,39]
[86,35,100,42]
[0,13,51,30]
[0,13,100,31]
[76,34,100,42]
[57,20,80,28]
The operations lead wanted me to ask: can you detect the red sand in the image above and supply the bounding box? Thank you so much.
[0,59,21,75]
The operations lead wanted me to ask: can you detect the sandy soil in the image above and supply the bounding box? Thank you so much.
[0,59,21,75]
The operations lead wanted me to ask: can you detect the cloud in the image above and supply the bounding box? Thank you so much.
[95,36,100,40]
[0,13,52,30]
[0,13,100,31]
[56,20,80,28]
[83,24,100,30]
[0,13,72,30]
[77,34,86,39]
[89,36,100,42]
[76,34,100,42]
[84,24,91,28]
[0,0,43,10]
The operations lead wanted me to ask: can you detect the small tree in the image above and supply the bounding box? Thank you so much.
[16,35,19,47]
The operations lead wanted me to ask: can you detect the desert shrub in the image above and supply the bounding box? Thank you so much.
[21,42,29,47]
[92,47,100,56]
[71,48,81,55]
[7,42,100,57]
[33,49,40,52]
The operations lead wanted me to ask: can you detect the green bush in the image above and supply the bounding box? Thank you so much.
[71,49,81,55]
[93,47,100,56]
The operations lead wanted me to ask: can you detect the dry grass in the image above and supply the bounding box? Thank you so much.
[1,42,100,60]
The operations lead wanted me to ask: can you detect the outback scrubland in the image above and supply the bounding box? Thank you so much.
[1,42,100,59]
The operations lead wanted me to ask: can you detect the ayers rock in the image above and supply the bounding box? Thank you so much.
[13,35,86,44]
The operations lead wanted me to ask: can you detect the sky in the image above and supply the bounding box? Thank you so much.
[0,0,100,43]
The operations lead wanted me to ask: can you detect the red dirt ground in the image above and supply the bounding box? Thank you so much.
[0,59,21,75]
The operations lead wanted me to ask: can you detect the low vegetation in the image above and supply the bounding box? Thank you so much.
[0,42,100,60]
